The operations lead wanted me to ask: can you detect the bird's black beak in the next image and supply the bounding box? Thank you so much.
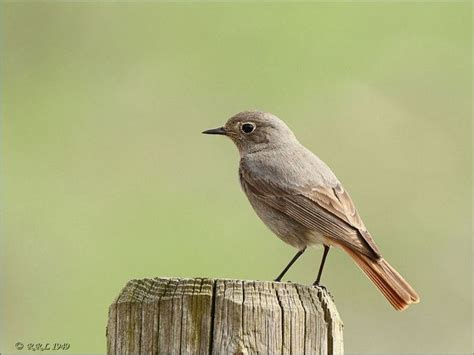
[202,126,227,135]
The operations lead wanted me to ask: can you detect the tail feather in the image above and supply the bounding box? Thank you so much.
[341,245,420,311]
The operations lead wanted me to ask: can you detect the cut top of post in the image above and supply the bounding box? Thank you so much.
[107,277,343,354]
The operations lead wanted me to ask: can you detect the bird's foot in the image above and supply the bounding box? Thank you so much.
[312,284,334,301]
[274,278,293,283]
[312,283,327,291]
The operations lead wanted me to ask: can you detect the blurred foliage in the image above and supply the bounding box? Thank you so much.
[0,2,471,354]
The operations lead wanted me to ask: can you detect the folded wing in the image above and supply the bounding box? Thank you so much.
[239,165,381,260]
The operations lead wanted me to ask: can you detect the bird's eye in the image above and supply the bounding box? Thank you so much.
[241,122,256,134]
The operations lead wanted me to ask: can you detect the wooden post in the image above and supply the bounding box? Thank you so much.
[107,277,343,354]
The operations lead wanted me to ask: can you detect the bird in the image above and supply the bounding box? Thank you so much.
[202,110,420,311]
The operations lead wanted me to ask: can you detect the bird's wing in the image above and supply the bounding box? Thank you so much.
[239,165,381,260]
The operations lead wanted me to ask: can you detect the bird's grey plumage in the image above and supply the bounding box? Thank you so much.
[227,111,380,258]
[203,110,419,310]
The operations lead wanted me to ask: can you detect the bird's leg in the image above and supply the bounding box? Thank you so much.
[274,247,306,282]
[313,245,330,286]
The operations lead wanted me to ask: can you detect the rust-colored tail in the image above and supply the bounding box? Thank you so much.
[341,245,420,311]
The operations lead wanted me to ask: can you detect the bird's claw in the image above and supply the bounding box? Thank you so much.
[312,284,335,301]
[313,283,326,290]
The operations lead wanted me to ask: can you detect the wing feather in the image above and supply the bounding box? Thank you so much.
[240,164,381,259]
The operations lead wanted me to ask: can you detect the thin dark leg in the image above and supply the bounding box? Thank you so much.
[274,247,306,282]
[313,245,330,286]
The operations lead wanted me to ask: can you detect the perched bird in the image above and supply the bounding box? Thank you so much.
[203,111,419,310]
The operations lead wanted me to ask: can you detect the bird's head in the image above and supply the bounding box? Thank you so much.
[202,111,296,155]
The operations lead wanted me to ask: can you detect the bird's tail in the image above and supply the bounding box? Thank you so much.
[341,245,420,311]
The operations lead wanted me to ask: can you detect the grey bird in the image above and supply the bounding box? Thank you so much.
[203,110,420,310]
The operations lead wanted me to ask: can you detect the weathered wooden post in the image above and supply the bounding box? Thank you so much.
[107,277,343,354]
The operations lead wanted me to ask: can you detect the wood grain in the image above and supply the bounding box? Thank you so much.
[107,278,343,354]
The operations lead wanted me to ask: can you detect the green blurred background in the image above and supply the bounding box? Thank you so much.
[1,2,471,354]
